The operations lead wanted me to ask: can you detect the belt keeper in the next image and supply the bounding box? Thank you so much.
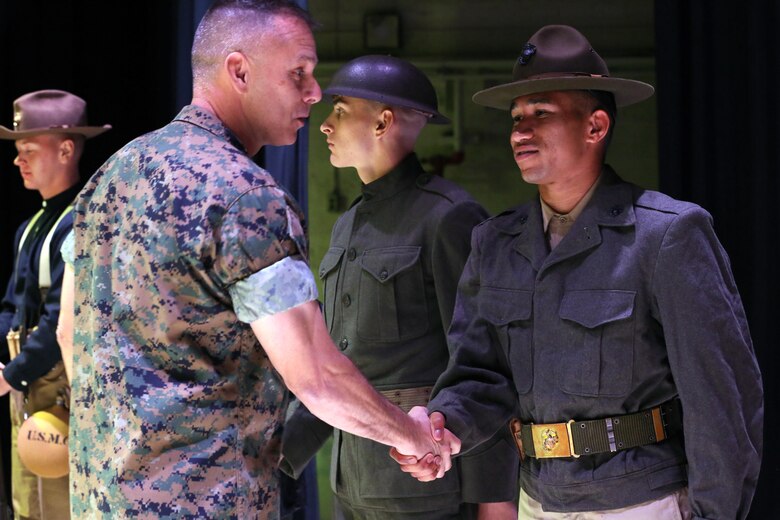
[565,420,579,458]
[605,417,617,452]
[652,407,666,441]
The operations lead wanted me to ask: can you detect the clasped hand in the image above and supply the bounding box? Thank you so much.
[389,406,460,481]
[0,362,12,397]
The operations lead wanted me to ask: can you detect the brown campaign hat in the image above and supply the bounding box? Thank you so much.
[472,25,654,110]
[0,89,111,140]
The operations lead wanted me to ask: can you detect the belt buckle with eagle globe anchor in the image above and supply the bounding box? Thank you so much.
[533,420,579,458]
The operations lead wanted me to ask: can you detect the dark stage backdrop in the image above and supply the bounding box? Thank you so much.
[0,0,776,518]
[0,1,182,286]
[0,1,316,516]
[655,1,778,518]
[0,1,183,507]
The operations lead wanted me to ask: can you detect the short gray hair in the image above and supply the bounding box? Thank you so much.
[191,0,314,90]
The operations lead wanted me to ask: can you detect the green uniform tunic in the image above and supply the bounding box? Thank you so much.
[284,154,519,517]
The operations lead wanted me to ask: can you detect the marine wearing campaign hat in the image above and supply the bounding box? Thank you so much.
[416,23,762,520]
[472,24,654,110]
[0,89,111,140]
[0,88,109,519]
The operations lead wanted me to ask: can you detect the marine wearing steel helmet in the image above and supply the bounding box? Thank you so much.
[282,55,520,519]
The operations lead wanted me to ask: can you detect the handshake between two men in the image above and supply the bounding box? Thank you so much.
[390,407,457,482]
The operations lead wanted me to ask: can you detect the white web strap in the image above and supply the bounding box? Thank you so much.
[16,209,44,257]
[38,205,73,289]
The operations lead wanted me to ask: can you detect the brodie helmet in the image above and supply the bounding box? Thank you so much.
[324,55,450,124]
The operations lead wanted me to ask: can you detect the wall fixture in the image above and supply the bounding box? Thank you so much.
[364,12,400,50]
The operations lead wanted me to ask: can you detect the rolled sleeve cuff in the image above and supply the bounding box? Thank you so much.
[60,230,75,267]
[229,256,318,323]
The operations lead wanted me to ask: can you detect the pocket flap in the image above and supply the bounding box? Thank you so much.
[479,287,533,325]
[560,290,636,328]
[359,246,421,283]
[318,247,344,279]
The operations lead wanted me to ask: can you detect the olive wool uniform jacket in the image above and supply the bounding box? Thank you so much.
[429,167,763,519]
[282,154,519,513]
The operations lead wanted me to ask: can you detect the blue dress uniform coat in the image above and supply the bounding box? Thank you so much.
[0,184,78,386]
[0,183,77,519]
[282,154,519,516]
[429,167,763,520]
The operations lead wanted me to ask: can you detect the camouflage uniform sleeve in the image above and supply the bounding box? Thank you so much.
[60,229,75,267]
[212,186,307,287]
[228,256,318,323]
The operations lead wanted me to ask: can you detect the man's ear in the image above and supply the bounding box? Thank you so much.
[58,138,75,163]
[375,108,394,137]
[225,51,250,93]
[586,109,610,144]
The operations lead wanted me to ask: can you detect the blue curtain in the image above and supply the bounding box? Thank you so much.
[655,1,777,517]
[259,0,311,219]
[260,133,310,219]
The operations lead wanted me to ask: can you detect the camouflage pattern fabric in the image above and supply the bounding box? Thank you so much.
[229,256,318,323]
[70,105,308,519]
[61,230,74,267]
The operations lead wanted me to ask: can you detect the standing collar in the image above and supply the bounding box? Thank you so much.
[360,153,422,202]
[172,104,246,153]
[42,182,82,213]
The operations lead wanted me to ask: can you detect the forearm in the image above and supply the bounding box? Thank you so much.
[431,231,518,450]
[0,368,12,396]
[294,350,420,451]
[252,300,437,458]
[0,311,12,364]
[56,264,75,382]
[2,321,63,389]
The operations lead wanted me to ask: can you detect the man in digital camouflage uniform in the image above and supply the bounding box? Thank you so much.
[56,1,460,518]
[281,56,518,520]
[397,25,763,520]
[0,89,109,520]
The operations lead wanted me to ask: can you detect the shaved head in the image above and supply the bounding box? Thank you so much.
[191,0,314,91]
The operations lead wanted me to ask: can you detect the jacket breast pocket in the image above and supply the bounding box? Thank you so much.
[318,247,345,331]
[479,287,533,394]
[357,246,428,342]
[558,290,636,397]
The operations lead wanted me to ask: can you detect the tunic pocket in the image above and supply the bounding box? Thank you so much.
[357,246,428,342]
[479,287,534,394]
[558,289,636,397]
[318,247,344,331]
